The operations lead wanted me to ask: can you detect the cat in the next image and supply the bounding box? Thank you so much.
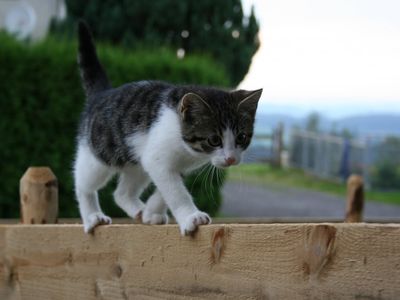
[74,21,262,235]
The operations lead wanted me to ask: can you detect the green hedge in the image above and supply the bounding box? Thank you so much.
[0,33,228,218]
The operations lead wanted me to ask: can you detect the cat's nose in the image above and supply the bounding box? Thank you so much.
[225,157,236,166]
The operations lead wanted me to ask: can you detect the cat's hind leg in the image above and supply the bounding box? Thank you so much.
[113,165,149,220]
[142,189,169,225]
[74,143,115,233]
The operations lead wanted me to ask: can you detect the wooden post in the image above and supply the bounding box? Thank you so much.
[345,174,364,223]
[276,122,284,167]
[271,123,284,167]
[19,167,58,224]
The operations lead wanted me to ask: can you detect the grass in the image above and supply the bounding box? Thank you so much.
[228,163,400,205]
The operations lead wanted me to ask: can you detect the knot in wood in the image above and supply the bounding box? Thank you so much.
[302,225,336,279]
[210,227,227,264]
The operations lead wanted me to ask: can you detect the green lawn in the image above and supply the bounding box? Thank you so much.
[228,163,400,205]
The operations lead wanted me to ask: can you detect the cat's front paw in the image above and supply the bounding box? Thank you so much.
[83,212,112,233]
[179,211,211,236]
[142,211,169,225]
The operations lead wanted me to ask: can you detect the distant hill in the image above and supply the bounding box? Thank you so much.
[337,115,400,137]
[254,114,297,134]
[255,113,400,138]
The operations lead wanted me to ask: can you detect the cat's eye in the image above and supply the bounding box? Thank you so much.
[236,132,247,144]
[207,135,222,147]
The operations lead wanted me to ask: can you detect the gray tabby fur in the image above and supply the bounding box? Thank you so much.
[74,21,262,235]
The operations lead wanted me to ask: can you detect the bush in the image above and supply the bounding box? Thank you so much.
[51,0,260,86]
[371,162,400,190]
[0,32,228,218]
[370,136,400,190]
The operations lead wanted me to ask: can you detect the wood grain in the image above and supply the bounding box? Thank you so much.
[1,223,400,299]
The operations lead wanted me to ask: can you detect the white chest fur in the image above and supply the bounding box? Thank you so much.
[126,105,210,173]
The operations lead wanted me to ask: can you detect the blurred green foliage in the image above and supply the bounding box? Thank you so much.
[371,136,400,190]
[51,0,260,86]
[371,163,400,190]
[0,32,228,218]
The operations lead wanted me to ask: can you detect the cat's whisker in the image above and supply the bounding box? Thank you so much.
[212,166,218,190]
[214,166,223,196]
[215,167,222,188]
[206,165,215,201]
[190,163,209,194]
[200,164,210,197]
[212,166,220,203]
[208,165,216,201]
[74,22,262,235]
[211,166,220,208]
[215,167,224,206]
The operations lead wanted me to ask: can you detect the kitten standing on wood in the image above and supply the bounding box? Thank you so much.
[74,21,262,235]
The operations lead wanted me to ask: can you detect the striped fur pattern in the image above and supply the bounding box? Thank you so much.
[74,21,262,235]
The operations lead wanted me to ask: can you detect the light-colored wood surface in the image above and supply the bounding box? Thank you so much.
[19,167,58,224]
[1,223,400,299]
[1,217,400,224]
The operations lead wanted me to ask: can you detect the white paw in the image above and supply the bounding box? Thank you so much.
[84,212,112,233]
[125,201,145,220]
[179,211,211,236]
[142,211,169,225]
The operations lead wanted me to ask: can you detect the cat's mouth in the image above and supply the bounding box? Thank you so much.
[212,158,240,169]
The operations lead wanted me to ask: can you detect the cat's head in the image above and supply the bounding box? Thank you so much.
[179,88,262,168]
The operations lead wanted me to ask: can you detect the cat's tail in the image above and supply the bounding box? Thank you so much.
[77,20,111,97]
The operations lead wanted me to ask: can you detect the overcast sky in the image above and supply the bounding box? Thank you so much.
[240,0,400,118]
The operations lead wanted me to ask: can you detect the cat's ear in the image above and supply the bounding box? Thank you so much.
[232,89,263,114]
[179,92,211,120]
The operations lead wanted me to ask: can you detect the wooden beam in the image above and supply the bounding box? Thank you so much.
[2,217,400,225]
[1,223,400,299]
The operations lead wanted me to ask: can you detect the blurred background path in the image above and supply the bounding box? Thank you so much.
[221,181,400,219]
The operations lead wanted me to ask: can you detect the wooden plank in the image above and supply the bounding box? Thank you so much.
[1,217,400,224]
[1,223,400,300]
